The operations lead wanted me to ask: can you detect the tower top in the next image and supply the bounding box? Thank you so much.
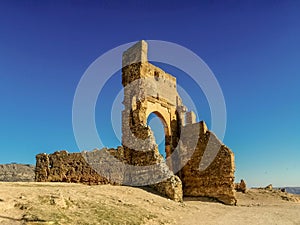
[122,40,148,67]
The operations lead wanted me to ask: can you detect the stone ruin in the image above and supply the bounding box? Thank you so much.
[36,40,237,205]
[235,179,247,193]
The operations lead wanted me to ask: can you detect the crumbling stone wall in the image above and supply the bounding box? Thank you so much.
[35,150,110,184]
[35,40,236,205]
[121,41,189,156]
[35,147,183,202]
[120,40,185,201]
[178,121,237,205]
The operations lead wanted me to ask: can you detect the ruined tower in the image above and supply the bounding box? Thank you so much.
[121,40,189,159]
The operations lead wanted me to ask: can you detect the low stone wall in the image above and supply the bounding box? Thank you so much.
[178,122,237,205]
[35,150,110,184]
[35,146,183,202]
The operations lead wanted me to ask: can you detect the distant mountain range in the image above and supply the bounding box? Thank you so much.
[284,187,300,195]
[0,163,35,182]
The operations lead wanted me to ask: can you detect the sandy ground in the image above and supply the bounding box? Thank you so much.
[0,182,299,225]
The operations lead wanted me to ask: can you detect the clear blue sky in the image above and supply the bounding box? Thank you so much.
[0,1,299,187]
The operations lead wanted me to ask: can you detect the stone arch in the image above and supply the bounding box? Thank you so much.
[145,109,171,136]
[146,110,171,158]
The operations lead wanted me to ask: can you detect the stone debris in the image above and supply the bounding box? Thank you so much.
[265,184,273,191]
[235,179,247,193]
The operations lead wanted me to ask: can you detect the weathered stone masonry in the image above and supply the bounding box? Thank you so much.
[36,40,236,205]
[179,122,236,205]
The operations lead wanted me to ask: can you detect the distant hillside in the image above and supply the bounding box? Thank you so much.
[285,187,300,195]
[0,164,35,182]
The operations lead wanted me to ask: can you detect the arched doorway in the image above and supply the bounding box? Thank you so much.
[147,111,171,159]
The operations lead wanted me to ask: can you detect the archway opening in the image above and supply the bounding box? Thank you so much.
[147,112,167,159]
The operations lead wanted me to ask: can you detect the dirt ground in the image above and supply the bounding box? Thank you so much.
[0,182,299,225]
